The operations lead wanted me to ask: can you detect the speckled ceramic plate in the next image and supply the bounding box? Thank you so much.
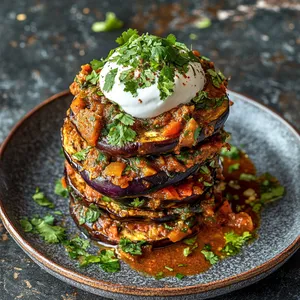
[0,90,299,299]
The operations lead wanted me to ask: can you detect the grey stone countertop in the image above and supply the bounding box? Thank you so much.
[0,0,299,299]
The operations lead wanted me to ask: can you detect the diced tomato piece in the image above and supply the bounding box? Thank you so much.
[177,183,193,197]
[219,200,232,215]
[168,229,191,242]
[70,96,86,115]
[103,162,126,177]
[143,166,157,177]
[162,120,182,137]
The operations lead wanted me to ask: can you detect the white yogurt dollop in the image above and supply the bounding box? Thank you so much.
[99,60,205,119]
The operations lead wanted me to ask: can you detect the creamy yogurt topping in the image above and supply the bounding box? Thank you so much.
[99,60,205,119]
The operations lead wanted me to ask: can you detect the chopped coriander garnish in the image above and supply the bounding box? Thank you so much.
[30,215,66,243]
[103,68,118,92]
[222,231,252,256]
[178,263,187,267]
[102,196,113,202]
[183,247,192,257]
[204,181,213,187]
[32,188,55,208]
[72,146,91,161]
[175,273,185,280]
[119,238,146,255]
[228,163,240,173]
[106,112,137,146]
[164,266,174,271]
[221,145,240,160]
[239,173,257,181]
[86,70,99,85]
[90,59,105,70]
[155,271,164,280]
[201,250,219,265]
[207,69,226,88]
[91,12,123,32]
[183,242,198,257]
[96,152,107,163]
[183,236,197,246]
[193,127,201,144]
[103,30,200,100]
[130,198,145,207]
[116,28,138,45]
[260,174,284,203]
[79,204,101,225]
[20,218,33,232]
[164,223,174,230]
[53,210,63,216]
[54,179,69,198]
[194,17,212,29]
[64,237,120,272]
[200,165,210,174]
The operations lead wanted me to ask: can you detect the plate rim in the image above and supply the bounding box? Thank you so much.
[0,90,299,297]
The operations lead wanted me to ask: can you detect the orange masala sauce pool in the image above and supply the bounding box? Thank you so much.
[119,151,262,277]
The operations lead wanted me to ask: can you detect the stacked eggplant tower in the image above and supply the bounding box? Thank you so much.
[62,31,230,248]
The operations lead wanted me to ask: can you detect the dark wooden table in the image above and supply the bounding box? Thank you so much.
[0,0,299,299]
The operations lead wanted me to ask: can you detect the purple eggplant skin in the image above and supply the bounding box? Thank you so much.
[63,145,201,198]
[65,168,212,212]
[69,193,201,248]
[81,163,200,199]
[95,104,229,158]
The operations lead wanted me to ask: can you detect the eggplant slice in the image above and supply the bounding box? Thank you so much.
[65,159,219,220]
[94,101,229,157]
[62,118,228,198]
[69,193,214,247]
[69,57,230,158]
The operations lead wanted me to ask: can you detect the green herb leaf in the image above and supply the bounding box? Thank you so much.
[164,223,174,230]
[31,215,66,243]
[194,17,212,29]
[221,145,240,159]
[116,28,139,45]
[103,68,118,92]
[201,250,219,265]
[175,273,185,280]
[222,231,252,256]
[20,218,33,232]
[97,249,121,273]
[90,59,104,70]
[32,188,55,208]
[72,146,91,161]
[239,173,257,181]
[130,198,145,207]
[54,179,69,198]
[119,238,146,255]
[155,271,164,280]
[183,236,197,246]
[200,165,210,174]
[228,163,240,173]
[79,204,101,225]
[164,266,174,271]
[91,12,123,32]
[85,70,99,85]
[102,196,113,202]
[106,113,137,147]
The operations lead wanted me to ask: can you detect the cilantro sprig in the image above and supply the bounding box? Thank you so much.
[64,236,120,273]
[119,238,147,255]
[102,30,200,100]
[222,231,252,256]
[32,188,55,208]
[21,214,65,243]
[106,112,137,146]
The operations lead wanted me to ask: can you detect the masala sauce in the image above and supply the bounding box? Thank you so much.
[120,150,261,277]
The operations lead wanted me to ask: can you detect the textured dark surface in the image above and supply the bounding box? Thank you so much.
[0,0,299,299]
